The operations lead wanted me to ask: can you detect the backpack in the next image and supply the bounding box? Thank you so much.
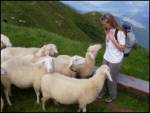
[114,24,136,57]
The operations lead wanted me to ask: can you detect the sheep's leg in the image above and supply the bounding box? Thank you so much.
[1,97,4,112]
[36,91,40,104]
[4,87,12,106]
[2,77,12,106]
[78,103,87,112]
[41,96,49,111]
[82,107,87,112]
[33,82,41,104]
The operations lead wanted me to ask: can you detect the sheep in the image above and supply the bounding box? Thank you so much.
[1,97,4,112]
[1,55,85,106]
[1,44,58,63]
[53,55,86,77]
[41,64,112,112]
[71,44,102,78]
[1,56,54,106]
[54,44,102,78]
[1,34,12,49]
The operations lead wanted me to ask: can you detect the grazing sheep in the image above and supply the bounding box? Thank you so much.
[1,97,4,112]
[1,34,12,49]
[1,44,58,63]
[1,55,85,106]
[41,64,112,112]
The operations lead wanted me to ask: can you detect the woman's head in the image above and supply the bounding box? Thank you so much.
[101,13,124,31]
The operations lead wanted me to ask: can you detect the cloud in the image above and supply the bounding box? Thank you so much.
[61,1,148,29]
[127,1,149,7]
[78,1,111,7]
[123,17,145,29]
[61,1,111,13]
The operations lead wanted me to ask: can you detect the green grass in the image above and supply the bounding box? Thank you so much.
[121,44,149,80]
[3,86,149,112]
[1,23,149,112]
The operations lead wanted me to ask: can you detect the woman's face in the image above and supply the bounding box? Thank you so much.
[102,19,112,30]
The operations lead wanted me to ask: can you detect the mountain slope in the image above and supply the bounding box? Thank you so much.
[1,1,104,43]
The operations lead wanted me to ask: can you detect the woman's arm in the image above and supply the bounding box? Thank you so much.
[108,31,125,51]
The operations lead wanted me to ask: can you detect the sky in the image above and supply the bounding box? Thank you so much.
[61,1,149,29]
[61,1,149,49]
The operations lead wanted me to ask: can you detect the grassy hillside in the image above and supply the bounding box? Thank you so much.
[1,1,104,43]
[76,11,105,42]
[1,23,149,112]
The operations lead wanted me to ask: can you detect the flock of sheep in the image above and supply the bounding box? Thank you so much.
[1,33,112,112]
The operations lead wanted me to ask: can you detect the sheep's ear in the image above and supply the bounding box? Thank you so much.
[105,70,113,82]
[36,45,48,56]
[36,57,54,73]
[44,57,54,73]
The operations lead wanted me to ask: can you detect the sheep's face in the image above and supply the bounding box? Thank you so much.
[36,56,54,73]
[87,44,102,59]
[97,65,112,82]
[39,44,58,57]
[69,55,86,72]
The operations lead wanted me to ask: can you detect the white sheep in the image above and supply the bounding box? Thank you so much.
[1,34,12,49]
[1,97,4,112]
[1,44,58,63]
[53,55,85,77]
[1,56,54,106]
[54,44,102,78]
[71,44,102,78]
[41,64,112,112]
[1,55,85,106]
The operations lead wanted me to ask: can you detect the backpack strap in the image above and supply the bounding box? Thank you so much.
[114,29,119,43]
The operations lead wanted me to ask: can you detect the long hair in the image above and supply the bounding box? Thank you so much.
[101,13,125,33]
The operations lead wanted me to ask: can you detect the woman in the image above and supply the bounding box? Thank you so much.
[100,13,126,103]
